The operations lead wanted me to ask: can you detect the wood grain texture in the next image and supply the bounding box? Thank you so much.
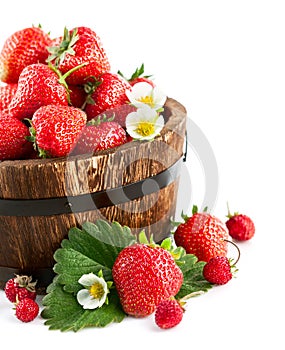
[0,98,187,289]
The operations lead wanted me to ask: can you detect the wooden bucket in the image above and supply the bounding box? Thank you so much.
[0,98,186,291]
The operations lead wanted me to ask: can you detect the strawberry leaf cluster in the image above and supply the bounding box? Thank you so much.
[41,220,212,331]
[42,220,136,331]
[176,254,212,299]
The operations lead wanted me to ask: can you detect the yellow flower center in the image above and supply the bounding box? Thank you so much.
[138,95,155,108]
[135,121,155,136]
[89,282,104,299]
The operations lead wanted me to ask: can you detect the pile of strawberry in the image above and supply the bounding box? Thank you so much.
[0,25,151,161]
[110,205,255,329]
[4,274,39,323]
[3,205,254,327]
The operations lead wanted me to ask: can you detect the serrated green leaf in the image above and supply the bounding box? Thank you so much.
[42,220,136,331]
[42,282,125,331]
[53,247,112,293]
[176,254,212,299]
[83,220,136,247]
[60,220,136,270]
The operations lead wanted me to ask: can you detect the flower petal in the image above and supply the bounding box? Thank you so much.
[130,82,153,99]
[83,298,100,310]
[126,106,165,141]
[98,294,107,308]
[78,273,98,287]
[77,289,92,306]
[153,87,167,109]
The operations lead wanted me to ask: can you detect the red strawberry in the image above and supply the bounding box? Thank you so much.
[226,205,255,241]
[15,298,39,323]
[0,26,52,83]
[84,73,132,120]
[47,26,110,85]
[69,84,87,108]
[155,299,184,329]
[112,243,183,317]
[118,63,155,87]
[174,205,229,262]
[0,113,33,160]
[0,83,17,113]
[97,103,137,128]
[203,256,235,285]
[4,275,37,303]
[72,120,127,155]
[7,63,69,120]
[31,104,87,158]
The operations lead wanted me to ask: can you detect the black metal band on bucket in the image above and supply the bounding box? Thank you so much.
[0,157,182,217]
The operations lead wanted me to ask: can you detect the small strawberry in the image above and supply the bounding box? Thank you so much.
[112,238,183,317]
[155,299,184,329]
[203,256,235,285]
[226,204,255,241]
[118,63,155,87]
[203,239,240,285]
[0,83,17,113]
[83,72,132,120]
[0,113,33,160]
[15,298,39,323]
[47,26,110,85]
[173,205,229,262]
[4,275,37,303]
[0,26,53,83]
[30,104,87,158]
[7,63,69,120]
[72,119,127,155]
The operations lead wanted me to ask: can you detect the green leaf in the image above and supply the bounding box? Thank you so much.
[41,220,136,331]
[53,247,112,294]
[176,254,212,299]
[42,281,125,331]
[61,220,136,270]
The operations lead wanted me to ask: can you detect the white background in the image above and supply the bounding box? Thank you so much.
[0,0,284,349]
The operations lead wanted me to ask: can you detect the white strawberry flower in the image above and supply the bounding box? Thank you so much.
[126,82,167,112]
[126,105,165,141]
[77,271,111,309]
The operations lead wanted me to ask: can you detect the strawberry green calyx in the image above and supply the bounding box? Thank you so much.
[87,113,115,126]
[174,205,209,226]
[138,230,156,247]
[14,275,37,293]
[81,77,102,109]
[170,210,190,227]
[26,121,50,158]
[47,27,79,67]
[226,202,239,219]
[160,237,172,251]
[161,238,186,261]
[228,258,239,277]
[84,77,102,95]
[118,63,152,82]
[137,231,184,260]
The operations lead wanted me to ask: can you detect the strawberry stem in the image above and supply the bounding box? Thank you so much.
[224,239,241,265]
[48,62,87,104]
[226,201,232,218]
[226,202,239,218]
